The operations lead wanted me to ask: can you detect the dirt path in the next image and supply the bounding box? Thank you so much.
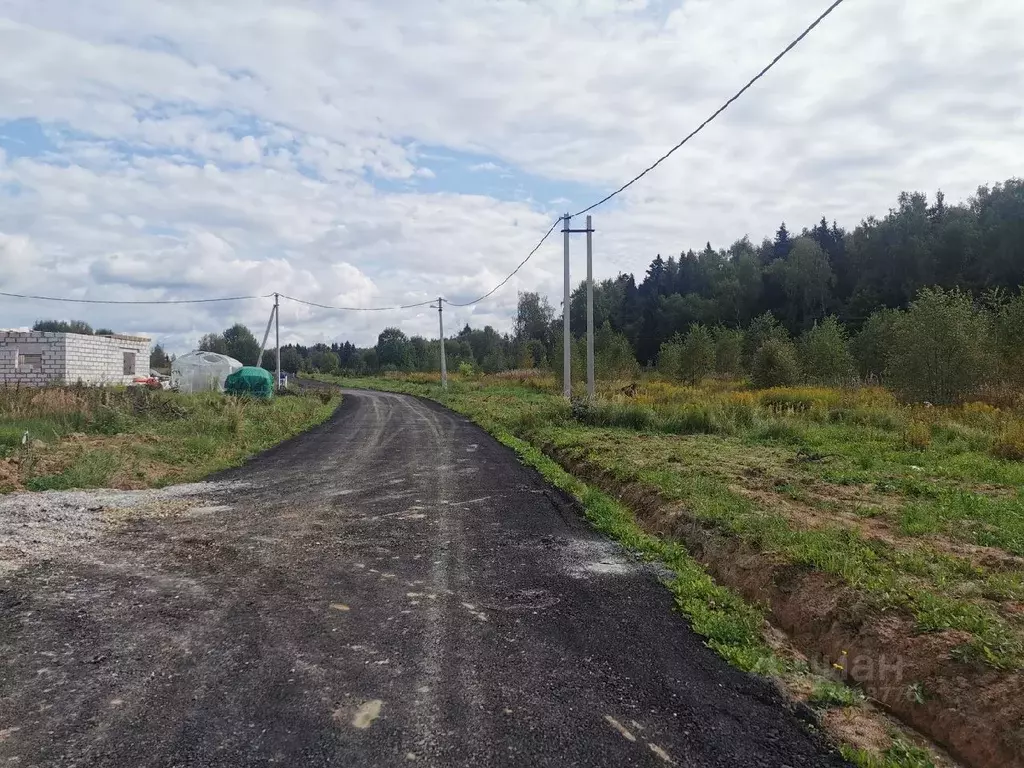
[0,390,850,767]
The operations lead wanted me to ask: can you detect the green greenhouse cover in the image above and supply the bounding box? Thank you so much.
[224,366,275,399]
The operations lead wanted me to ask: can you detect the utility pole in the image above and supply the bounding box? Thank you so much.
[257,298,277,370]
[274,292,281,390]
[562,213,572,398]
[561,214,596,399]
[585,215,595,399]
[433,297,448,390]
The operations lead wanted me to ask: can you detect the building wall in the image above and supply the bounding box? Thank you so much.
[0,332,150,387]
[0,332,66,387]
[63,333,151,386]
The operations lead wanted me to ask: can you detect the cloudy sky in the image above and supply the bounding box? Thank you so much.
[1,0,1021,351]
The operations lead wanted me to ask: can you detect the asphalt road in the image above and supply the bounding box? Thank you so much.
[0,390,850,767]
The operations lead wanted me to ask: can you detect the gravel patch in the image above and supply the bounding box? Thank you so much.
[0,481,245,575]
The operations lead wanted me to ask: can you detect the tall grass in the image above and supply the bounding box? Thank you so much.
[1,385,340,491]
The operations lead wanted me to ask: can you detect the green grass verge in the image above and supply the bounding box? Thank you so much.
[2,387,340,492]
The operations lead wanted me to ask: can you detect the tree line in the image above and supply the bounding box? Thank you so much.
[264,178,1024,403]
[41,177,1023,404]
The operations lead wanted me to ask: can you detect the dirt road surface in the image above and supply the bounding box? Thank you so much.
[0,390,850,767]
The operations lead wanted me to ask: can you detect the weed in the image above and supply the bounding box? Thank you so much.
[222,398,248,435]
[906,682,927,705]
[809,679,865,708]
[991,423,1024,461]
[902,421,932,450]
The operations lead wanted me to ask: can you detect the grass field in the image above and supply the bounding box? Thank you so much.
[0,385,340,493]
[325,372,1024,768]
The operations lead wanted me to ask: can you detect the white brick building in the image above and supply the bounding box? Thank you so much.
[0,331,151,387]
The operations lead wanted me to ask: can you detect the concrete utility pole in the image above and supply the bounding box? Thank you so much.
[435,297,448,390]
[561,214,598,399]
[257,298,277,370]
[274,292,281,390]
[585,215,595,399]
[562,213,572,398]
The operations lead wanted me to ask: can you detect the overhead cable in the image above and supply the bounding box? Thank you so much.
[572,0,849,217]
[278,294,437,312]
[443,0,848,309]
[0,290,272,305]
[443,217,562,308]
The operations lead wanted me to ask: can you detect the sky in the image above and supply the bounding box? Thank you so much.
[0,0,1022,352]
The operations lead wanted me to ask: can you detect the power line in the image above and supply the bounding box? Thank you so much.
[572,0,849,217]
[0,290,272,305]
[444,0,848,309]
[0,288,438,312]
[443,217,561,308]
[278,294,437,311]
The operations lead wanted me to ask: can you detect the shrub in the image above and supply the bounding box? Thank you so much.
[713,327,744,376]
[850,308,900,382]
[751,338,800,389]
[551,334,586,385]
[595,323,640,379]
[799,317,854,386]
[679,324,716,385]
[903,421,932,450]
[742,312,788,371]
[990,290,1024,386]
[658,337,683,379]
[886,287,997,405]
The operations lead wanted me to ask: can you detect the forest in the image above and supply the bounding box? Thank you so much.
[263,178,1024,404]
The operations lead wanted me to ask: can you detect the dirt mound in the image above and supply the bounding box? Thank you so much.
[0,458,23,493]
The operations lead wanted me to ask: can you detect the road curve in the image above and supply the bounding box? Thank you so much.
[0,390,849,767]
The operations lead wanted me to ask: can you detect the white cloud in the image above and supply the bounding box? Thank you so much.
[0,0,1022,350]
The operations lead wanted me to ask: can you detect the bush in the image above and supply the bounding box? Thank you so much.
[713,327,744,376]
[679,324,716,385]
[658,336,683,379]
[851,308,900,382]
[886,287,996,404]
[751,338,801,389]
[742,312,788,371]
[551,334,586,385]
[799,317,854,386]
[595,323,640,379]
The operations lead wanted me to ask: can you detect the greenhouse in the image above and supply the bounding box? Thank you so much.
[170,351,243,394]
